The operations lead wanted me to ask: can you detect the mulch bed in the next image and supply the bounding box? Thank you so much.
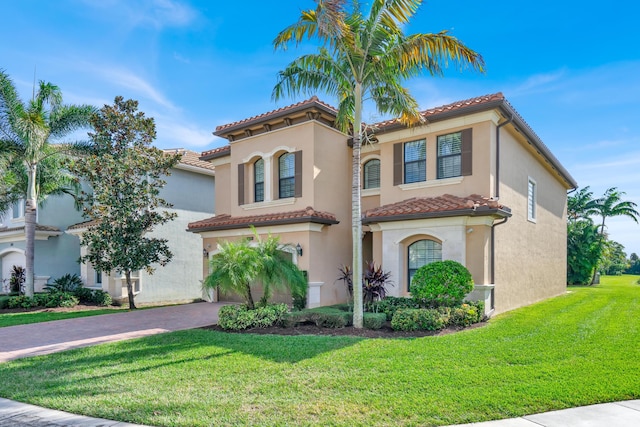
[201,321,488,339]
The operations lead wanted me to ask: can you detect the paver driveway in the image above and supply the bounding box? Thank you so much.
[0,302,223,362]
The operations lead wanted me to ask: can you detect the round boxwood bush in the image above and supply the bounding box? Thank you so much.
[410,260,473,308]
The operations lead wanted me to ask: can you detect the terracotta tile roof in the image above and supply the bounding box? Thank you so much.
[0,224,61,233]
[66,219,100,231]
[163,149,216,172]
[373,93,505,129]
[214,96,338,134]
[363,194,511,223]
[188,206,339,232]
[200,145,230,160]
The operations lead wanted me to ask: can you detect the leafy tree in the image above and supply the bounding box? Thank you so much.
[273,0,484,327]
[70,97,180,309]
[600,240,628,276]
[567,220,601,285]
[203,230,307,310]
[567,186,598,222]
[627,253,640,275]
[0,70,94,296]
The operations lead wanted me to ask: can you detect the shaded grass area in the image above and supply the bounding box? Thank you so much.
[0,276,638,426]
[0,308,126,328]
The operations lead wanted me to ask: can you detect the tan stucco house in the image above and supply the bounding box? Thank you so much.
[188,93,577,315]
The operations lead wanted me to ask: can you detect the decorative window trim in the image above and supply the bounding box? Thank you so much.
[362,188,381,197]
[398,176,463,191]
[363,158,381,190]
[437,131,463,179]
[527,177,537,223]
[241,197,296,211]
[403,139,426,184]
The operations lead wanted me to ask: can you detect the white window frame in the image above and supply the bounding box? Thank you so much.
[527,177,537,223]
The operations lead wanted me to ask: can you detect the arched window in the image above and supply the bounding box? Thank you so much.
[408,239,442,291]
[363,159,380,189]
[279,153,295,198]
[254,158,264,202]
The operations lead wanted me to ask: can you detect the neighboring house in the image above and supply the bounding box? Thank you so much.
[1,150,216,304]
[188,93,577,315]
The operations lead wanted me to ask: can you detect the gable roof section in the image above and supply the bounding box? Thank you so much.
[200,145,231,161]
[188,206,339,232]
[162,149,216,174]
[363,194,511,224]
[373,93,577,189]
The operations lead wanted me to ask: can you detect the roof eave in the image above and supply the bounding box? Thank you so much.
[362,207,512,224]
[188,216,339,233]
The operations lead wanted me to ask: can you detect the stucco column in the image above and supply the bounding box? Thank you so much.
[264,154,273,202]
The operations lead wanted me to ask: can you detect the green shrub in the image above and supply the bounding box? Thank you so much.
[7,295,38,309]
[45,274,83,293]
[369,296,419,320]
[391,308,447,331]
[218,304,288,330]
[449,301,485,327]
[91,290,112,306]
[311,311,351,328]
[74,287,94,303]
[363,312,386,330]
[0,295,9,309]
[410,260,473,308]
[9,266,25,294]
[281,310,310,328]
[7,292,79,309]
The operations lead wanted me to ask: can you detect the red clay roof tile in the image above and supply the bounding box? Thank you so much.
[188,206,339,232]
[363,194,510,223]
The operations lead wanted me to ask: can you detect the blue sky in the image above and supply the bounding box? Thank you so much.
[2,0,639,255]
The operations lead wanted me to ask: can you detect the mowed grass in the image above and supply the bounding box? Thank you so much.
[0,275,638,426]
[0,307,126,328]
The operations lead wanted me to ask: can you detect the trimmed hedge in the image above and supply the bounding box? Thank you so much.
[450,301,485,327]
[218,304,288,330]
[369,296,420,320]
[6,292,79,309]
[391,308,448,331]
[363,312,386,330]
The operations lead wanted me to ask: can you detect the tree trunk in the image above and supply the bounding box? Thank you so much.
[590,217,607,285]
[126,270,137,309]
[244,282,255,310]
[24,165,38,297]
[352,83,364,328]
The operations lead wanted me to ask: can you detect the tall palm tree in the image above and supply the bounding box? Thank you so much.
[567,186,599,222]
[273,0,484,327]
[590,187,639,284]
[0,70,94,296]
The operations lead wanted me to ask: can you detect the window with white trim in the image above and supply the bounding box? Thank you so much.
[527,177,537,222]
[254,158,264,203]
[437,132,462,179]
[363,159,380,189]
[408,239,442,291]
[12,200,24,219]
[404,140,426,184]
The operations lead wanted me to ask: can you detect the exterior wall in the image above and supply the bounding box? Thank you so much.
[374,112,499,206]
[213,162,231,215]
[493,125,569,313]
[161,168,215,214]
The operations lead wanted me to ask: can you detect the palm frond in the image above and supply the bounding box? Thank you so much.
[50,104,96,138]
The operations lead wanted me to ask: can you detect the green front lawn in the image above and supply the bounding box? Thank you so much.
[0,275,638,426]
[0,307,126,328]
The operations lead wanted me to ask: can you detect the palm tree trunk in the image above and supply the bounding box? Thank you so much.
[244,282,255,310]
[126,270,137,309]
[24,164,38,297]
[352,83,364,328]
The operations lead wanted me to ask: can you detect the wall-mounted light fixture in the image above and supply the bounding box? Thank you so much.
[203,248,209,257]
[296,243,303,256]
[466,228,474,234]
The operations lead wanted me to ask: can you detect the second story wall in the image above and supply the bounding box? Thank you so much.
[160,168,215,214]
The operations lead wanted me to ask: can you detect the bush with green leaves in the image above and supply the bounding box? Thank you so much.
[363,312,386,330]
[73,287,94,303]
[410,260,473,308]
[281,305,353,328]
[9,266,25,294]
[218,303,288,330]
[449,301,485,327]
[45,274,84,293]
[6,292,79,309]
[338,261,394,307]
[91,290,112,306]
[391,308,448,331]
[369,296,420,320]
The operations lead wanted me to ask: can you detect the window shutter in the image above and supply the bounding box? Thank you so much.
[294,150,302,197]
[237,163,245,205]
[461,128,473,176]
[393,143,403,185]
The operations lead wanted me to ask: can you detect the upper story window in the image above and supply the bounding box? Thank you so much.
[12,200,24,220]
[363,159,380,189]
[254,158,264,203]
[408,239,442,291]
[403,140,426,184]
[437,132,462,179]
[527,177,537,222]
[279,153,296,199]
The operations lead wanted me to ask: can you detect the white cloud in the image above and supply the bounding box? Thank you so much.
[507,69,567,97]
[79,0,197,29]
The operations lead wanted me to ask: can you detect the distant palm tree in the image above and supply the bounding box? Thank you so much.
[590,187,639,284]
[273,0,484,327]
[0,70,94,296]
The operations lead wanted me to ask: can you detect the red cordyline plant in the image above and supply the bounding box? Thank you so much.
[338,261,394,306]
